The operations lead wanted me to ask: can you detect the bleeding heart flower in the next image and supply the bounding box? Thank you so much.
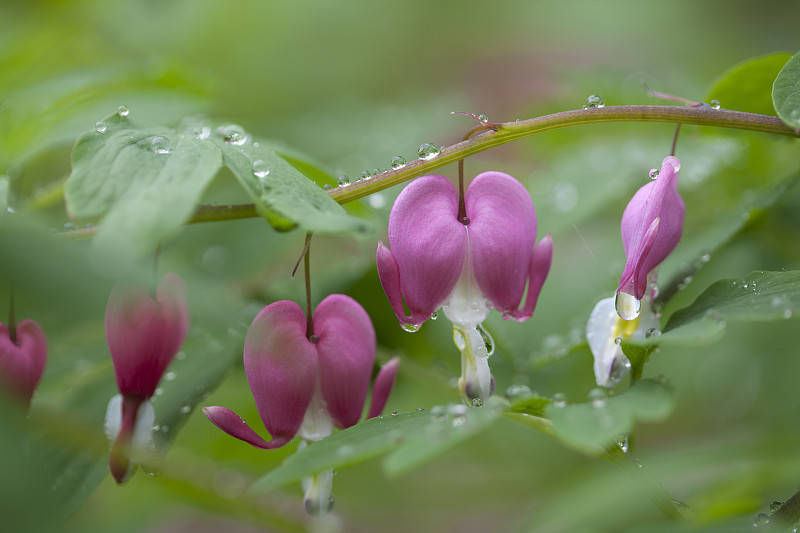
[0,319,47,408]
[203,294,398,449]
[616,156,684,320]
[104,273,189,483]
[376,172,552,402]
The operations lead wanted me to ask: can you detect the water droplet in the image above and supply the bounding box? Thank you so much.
[401,323,420,333]
[63,222,77,231]
[165,371,176,381]
[448,403,468,416]
[338,176,351,187]
[505,384,533,402]
[753,513,770,527]
[588,387,607,408]
[608,355,631,387]
[323,184,332,190]
[614,337,622,345]
[180,405,191,414]
[95,121,107,133]
[586,94,605,108]
[477,324,494,356]
[453,328,466,350]
[252,160,270,178]
[649,168,659,179]
[478,114,489,122]
[372,168,381,176]
[416,407,425,412]
[615,292,641,320]
[192,126,211,140]
[770,501,784,513]
[710,99,721,110]
[177,351,186,360]
[471,397,484,408]
[391,410,398,416]
[552,393,567,408]
[390,156,407,169]
[672,500,690,515]
[217,124,248,145]
[430,312,438,320]
[700,253,711,263]
[418,143,440,160]
[150,136,171,154]
[154,387,163,396]
[645,328,661,338]
[116,106,129,117]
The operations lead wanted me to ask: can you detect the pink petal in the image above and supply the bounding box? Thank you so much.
[0,319,47,406]
[244,301,317,448]
[376,242,428,327]
[314,294,376,429]
[466,171,538,313]
[202,406,275,449]
[367,357,399,419]
[510,233,553,321]
[384,175,467,326]
[105,273,189,399]
[619,157,685,299]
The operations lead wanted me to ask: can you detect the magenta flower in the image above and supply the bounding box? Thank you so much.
[203,294,398,449]
[616,156,685,320]
[377,172,552,330]
[376,172,552,401]
[0,319,47,408]
[104,273,190,483]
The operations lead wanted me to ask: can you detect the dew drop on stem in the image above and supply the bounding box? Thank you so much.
[418,143,440,160]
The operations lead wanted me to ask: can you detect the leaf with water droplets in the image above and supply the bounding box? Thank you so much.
[707,52,791,116]
[663,270,800,342]
[773,50,800,128]
[211,132,369,235]
[66,111,222,271]
[547,379,674,453]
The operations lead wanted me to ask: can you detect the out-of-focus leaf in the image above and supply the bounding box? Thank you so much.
[707,53,791,115]
[209,125,370,235]
[665,270,800,333]
[0,176,7,212]
[250,412,430,494]
[547,379,674,452]
[773,50,800,128]
[65,112,222,272]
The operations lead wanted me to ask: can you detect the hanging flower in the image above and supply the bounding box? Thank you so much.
[204,294,398,516]
[0,319,47,408]
[376,172,552,402]
[203,294,398,448]
[615,156,684,320]
[104,273,189,483]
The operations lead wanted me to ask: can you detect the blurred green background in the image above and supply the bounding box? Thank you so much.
[2,1,800,532]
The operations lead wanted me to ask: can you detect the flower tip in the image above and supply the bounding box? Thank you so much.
[367,357,400,419]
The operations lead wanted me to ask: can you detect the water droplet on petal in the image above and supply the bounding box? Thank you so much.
[614,337,622,345]
[338,176,350,187]
[477,324,494,356]
[217,124,248,145]
[116,106,129,117]
[649,168,659,179]
[471,398,483,408]
[710,99,721,110]
[453,328,466,350]
[401,323,420,333]
[95,121,107,133]
[430,312,438,320]
[418,143,440,160]
[150,136,171,154]
[615,292,641,320]
[252,160,270,178]
[390,156,407,169]
[586,94,605,108]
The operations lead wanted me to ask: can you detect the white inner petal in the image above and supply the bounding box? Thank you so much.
[298,386,335,442]
[103,394,155,462]
[442,230,489,329]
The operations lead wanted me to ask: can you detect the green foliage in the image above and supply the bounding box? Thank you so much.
[547,379,675,453]
[773,50,800,128]
[707,53,791,115]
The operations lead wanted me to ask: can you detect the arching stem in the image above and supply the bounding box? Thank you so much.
[670,124,681,157]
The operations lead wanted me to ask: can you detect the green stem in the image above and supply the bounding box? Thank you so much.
[62,105,800,233]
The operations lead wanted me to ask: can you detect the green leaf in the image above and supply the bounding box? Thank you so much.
[547,379,675,452]
[707,53,792,115]
[65,112,222,269]
[773,50,800,128]
[250,412,430,494]
[664,270,800,334]
[250,401,503,493]
[209,125,370,235]
[0,176,8,213]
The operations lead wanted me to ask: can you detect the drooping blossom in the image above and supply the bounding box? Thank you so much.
[104,273,189,483]
[204,294,397,514]
[615,156,685,320]
[0,319,47,408]
[376,172,552,402]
